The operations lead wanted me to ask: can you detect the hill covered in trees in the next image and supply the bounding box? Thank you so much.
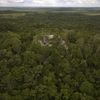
[0,9,100,100]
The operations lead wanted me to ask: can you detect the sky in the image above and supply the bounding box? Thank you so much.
[0,0,100,7]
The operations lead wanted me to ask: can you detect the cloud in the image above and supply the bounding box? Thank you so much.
[31,0,98,6]
[63,0,97,3]
[32,0,99,6]
[14,0,24,2]
[0,0,24,6]
[0,0,100,7]
[32,0,98,4]
[32,0,58,6]
[0,0,24,4]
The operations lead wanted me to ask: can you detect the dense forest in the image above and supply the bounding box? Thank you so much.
[0,9,100,100]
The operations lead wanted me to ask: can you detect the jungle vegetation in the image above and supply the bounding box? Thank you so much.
[0,8,100,100]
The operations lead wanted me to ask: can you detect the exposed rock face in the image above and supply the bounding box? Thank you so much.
[33,34,68,50]
[33,34,54,46]
[48,35,54,39]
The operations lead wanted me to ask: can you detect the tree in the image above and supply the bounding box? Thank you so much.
[80,81,94,95]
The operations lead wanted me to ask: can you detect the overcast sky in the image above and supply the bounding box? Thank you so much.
[0,0,100,7]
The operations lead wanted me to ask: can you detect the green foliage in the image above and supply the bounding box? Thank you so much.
[80,81,94,95]
[0,10,100,100]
